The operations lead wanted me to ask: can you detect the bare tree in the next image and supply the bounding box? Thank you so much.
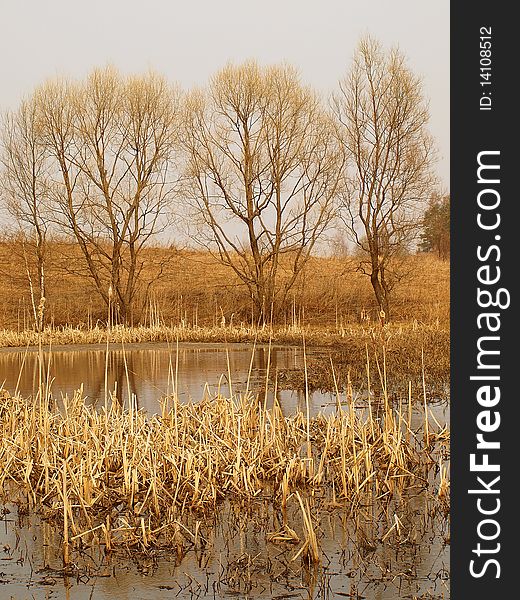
[181,61,343,323]
[1,99,51,331]
[35,67,180,323]
[333,37,437,319]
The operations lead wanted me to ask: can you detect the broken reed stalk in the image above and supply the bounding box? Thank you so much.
[293,491,319,563]
[62,460,70,566]
[422,348,430,448]
[302,334,313,477]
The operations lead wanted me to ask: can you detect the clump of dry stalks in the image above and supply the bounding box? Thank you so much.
[0,384,449,566]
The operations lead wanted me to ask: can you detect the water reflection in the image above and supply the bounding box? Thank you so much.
[0,342,449,424]
[0,343,329,414]
[0,492,449,600]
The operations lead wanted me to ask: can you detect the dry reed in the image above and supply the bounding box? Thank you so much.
[0,379,449,563]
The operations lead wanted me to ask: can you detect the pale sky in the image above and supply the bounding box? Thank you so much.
[0,0,449,186]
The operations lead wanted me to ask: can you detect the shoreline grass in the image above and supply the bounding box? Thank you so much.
[0,322,450,396]
[0,320,448,348]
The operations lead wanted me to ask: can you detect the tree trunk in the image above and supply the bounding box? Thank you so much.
[251,278,276,327]
[370,270,390,321]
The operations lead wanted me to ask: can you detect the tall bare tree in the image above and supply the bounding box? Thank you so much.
[333,37,437,319]
[35,67,180,323]
[181,62,343,323]
[1,100,51,331]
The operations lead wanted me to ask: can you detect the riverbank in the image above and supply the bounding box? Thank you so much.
[0,321,447,347]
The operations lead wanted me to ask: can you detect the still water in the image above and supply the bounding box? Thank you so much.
[0,496,449,600]
[0,342,449,422]
[0,342,343,415]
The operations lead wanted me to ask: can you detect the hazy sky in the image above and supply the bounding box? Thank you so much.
[0,0,449,186]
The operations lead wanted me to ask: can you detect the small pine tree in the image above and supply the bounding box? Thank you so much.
[420,195,450,259]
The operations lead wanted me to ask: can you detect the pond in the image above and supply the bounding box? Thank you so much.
[0,342,450,599]
[0,342,331,413]
[0,342,448,423]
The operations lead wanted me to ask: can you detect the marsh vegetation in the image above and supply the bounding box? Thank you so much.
[0,357,449,598]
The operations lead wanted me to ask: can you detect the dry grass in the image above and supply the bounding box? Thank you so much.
[0,377,449,565]
[0,239,449,329]
[278,322,450,395]
[0,319,447,347]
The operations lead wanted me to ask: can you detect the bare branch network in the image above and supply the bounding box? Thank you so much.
[1,37,440,326]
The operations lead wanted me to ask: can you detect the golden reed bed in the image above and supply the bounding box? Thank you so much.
[0,384,449,565]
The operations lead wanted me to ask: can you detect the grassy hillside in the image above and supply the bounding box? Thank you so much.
[0,239,449,331]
